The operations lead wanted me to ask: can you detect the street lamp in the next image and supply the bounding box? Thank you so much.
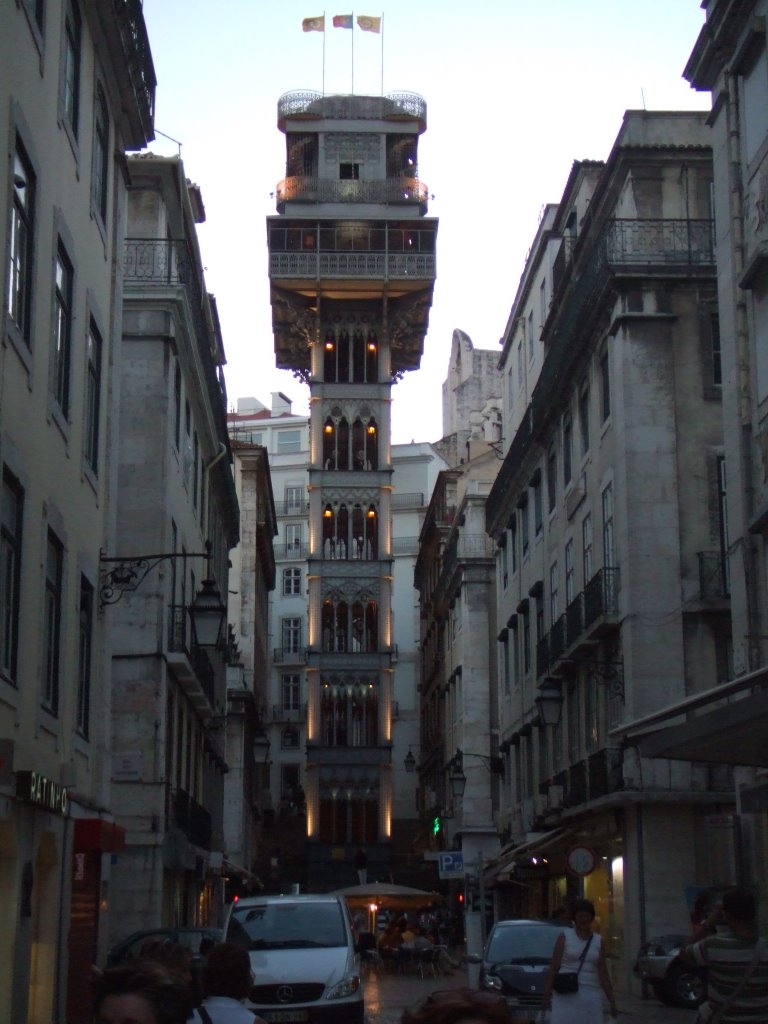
[189,578,227,648]
[403,747,417,773]
[535,679,564,727]
[448,752,467,802]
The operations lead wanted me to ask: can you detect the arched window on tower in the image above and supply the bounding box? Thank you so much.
[365,331,378,382]
[352,328,365,383]
[338,328,350,382]
[351,504,365,560]
[365,505,378,559]
[323,331,337,382]
[323,418,336,469]
[366,418,378,469]
[337,417,350,469]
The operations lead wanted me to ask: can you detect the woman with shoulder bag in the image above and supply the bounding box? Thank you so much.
[542,899,618,1024]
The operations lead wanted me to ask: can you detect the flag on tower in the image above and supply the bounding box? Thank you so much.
[357,15,381,32]
[302,15,325,31]
[333,14,353,28]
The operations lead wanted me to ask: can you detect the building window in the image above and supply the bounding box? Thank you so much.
[92,84,109,222]
[174,363,181,449]
[63,0,82,137]
[527,310,535,362]
[565,539,575,606]
[517,340,524,388]
[520,497,530,556]
[282,673,301,710]
[599,349,611,422]
[547,444,557,513]
[53,241,74,416]
[540,277,547,326]
[285,523,302,555]
[8,139,35,342]
[339,162,360,180]
[282,617,302,654]
[283,567,301,596]
[509,515,518,575]
[533,474,543,535]
[84,319,102,471]
[285,486,304,513]
[282,726,300,749]
[500,538,508,590]
[710,311,722,387]
[602,483,615,568]
[582,513,593,585]
[578,380,590,456]
[1,470,24,682]
[522,611,531,675]
[549,562,559,624]
[277,430,301,454]
[77,577,93,737]
[193,432,199,509]
[562,415,572,486]
[43,530,64,714]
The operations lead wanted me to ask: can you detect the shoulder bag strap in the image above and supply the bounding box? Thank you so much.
[708,938,764,1024]
[197,1007,214,1024]
[575,933,594,977]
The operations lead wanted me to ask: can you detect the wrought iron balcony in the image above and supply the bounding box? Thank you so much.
[566,594,584,647]
[173,788,212,849]
[605,218,714,265]
[167,605,215,709]
[274,498,309,516]
[698,550,729,599]
[105,0,156,147]
[272,704,307,723]
[275,176,428,211]
[392,492,425,508]
[583,567,620,629]
[273,542,309,560]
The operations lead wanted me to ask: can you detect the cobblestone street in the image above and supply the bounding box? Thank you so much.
[362,965,696,1024]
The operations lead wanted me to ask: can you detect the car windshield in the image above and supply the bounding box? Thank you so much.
[486,924,562,965]
[227,902,348,950]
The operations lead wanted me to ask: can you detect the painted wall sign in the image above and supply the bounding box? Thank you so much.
[16,770,70,816]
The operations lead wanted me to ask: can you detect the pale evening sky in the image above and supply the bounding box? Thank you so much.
[140,0,710,444]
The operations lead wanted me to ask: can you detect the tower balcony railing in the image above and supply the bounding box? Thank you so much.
[268,251,436,281]
[275,176,428,211]
[277,90,427,130]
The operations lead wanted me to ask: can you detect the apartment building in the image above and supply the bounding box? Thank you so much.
[0,3,154,1020]
[485,112,728,990]
[107,154,238,944]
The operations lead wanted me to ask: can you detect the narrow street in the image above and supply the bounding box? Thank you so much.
[361,965,696,1024]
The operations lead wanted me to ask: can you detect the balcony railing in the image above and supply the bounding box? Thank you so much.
[111,0,156,145]
[274,499,309,516]
[273,647,307,665]
[275,176,428,210]
[268,251,436,281]
[274,543,309,560]
[583,567,620,628]
[272,704,307,723]
[392,492,425,508]
[698,550,729,599]
[277,90,427,129]
[606,218,714,265]
[167,605,215,707]
[173,788,212,849]
[566,594,584,647]
[548,615,566,663]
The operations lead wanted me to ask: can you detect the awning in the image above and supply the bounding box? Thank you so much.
[491,828,573,881]
[616,669,768,768]
[223,859,262,886]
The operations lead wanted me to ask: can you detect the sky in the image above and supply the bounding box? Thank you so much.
[140,0,711,445]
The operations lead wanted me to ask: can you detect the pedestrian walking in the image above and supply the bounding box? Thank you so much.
[93,961,193,1024]
[684,886,768,1023]
[542,898,618,1024]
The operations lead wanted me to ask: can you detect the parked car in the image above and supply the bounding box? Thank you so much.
[106,926,222,967]
[224,893,364,1024]
[466,919,565,1022]
[634,933,707,1008]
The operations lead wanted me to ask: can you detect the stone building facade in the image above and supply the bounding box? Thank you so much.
[485,111,730,991]
[0,3,154,1020]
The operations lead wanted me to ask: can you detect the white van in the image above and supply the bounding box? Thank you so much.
[223,893,364,1024]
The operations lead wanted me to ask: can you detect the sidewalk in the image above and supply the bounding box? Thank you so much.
[362,965,695,1023]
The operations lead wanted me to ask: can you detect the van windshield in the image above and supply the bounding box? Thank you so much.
[227,901,348,950]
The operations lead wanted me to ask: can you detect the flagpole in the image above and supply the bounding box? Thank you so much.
[380,12,384,95]
[323,10,326,96]
[351,11,355,95]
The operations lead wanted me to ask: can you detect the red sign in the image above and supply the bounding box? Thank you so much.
[566,845,597,876]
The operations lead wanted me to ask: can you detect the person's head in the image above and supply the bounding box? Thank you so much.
[722,887,757,924]
[92,962,192,1024]
[402,988,509,1024]
[137,939,193,981]
[570,898,596,929]
[202,942,253,1001]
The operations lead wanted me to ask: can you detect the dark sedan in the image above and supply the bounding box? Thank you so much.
[106,926,222,967]
[466,919,565,1022]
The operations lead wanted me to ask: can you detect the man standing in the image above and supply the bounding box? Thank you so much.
[354,848,367,885]
[684,887,768,1022]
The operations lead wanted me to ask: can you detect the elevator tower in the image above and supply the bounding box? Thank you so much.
[267,90,438,884]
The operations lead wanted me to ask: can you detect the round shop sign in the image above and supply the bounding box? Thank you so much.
[566,845,597,877]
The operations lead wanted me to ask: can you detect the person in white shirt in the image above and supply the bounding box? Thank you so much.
[188,943,265,1024]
